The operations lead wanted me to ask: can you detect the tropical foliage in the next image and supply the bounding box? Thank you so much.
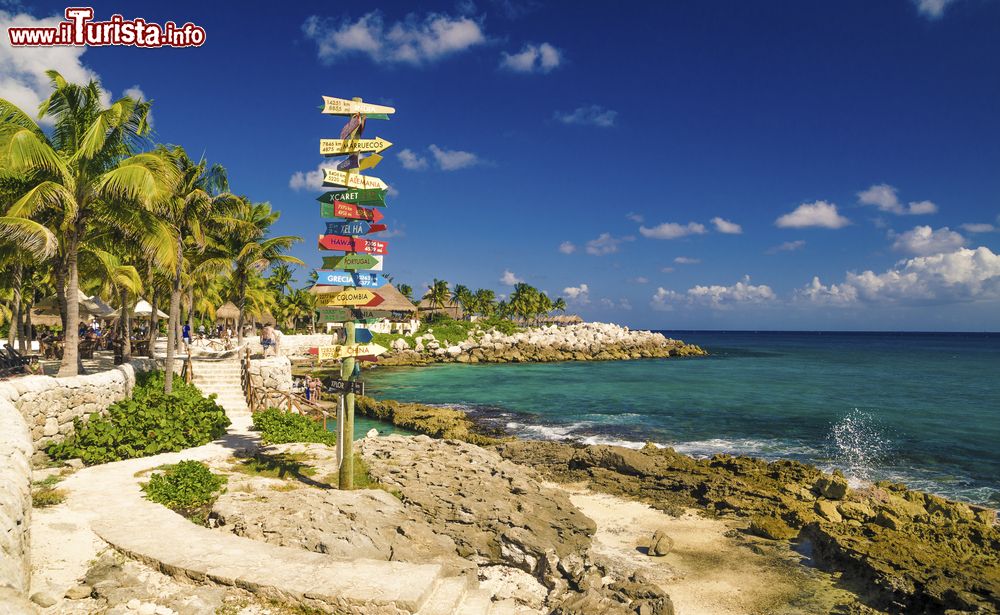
[419,279,568,323]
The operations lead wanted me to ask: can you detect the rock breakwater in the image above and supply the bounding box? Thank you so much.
[377,322,705,366]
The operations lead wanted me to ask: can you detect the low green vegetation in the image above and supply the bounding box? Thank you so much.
[232,452,318,480]
[46,371,230,465]
[371,316,523,351]
[251,407,337,446]
[143,460,227,524]
[31,474,66,508]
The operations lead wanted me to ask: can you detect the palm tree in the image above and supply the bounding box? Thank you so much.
[423,279,450,318]
[472,288,496,319]
[268,263,295,297]
[451,284,473,319]
[553,297,567,314]
[214,197,302,344]
[396,283,413,302]
[0,73,176,376]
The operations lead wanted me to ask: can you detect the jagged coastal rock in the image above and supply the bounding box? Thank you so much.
[377,322,706,365]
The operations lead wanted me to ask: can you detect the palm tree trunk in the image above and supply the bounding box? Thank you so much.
[236,275,247,346]
[9,261,22,349]
[119,288,131,362]
[22,300,32,353]
[58,235,80,377]
[164,239,182,394]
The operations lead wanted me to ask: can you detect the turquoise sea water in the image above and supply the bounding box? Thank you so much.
[363,331,1000,506]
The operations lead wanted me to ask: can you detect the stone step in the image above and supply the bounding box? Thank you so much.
[456,588,494,615]
[416,577,468,615]
[489,599,526,615]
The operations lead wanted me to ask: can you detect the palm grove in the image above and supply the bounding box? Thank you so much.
[0,72,304,390]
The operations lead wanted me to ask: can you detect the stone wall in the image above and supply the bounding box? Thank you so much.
[248,355,293,393]
[0,358,160,452]
[246,334,338,359]
[0,396,32,605]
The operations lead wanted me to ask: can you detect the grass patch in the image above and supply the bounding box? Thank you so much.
[142,460,227,525]
[32,486,66,508]
[232,453,318,479]
[252,408,337,446]
[317,454,401,498]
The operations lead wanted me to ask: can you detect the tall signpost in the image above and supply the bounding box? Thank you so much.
[314,96,396,490]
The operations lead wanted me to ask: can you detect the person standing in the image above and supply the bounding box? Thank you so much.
[261,324,274,356]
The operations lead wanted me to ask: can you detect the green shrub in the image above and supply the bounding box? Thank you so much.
[46,371,230,465]
[252,407,337,446]
[143,460,227,523]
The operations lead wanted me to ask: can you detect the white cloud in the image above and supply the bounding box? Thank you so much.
[961,223,996,233]
[562,283,590,303]
[585,233,632,255]
[598,297,632,310]
[775,201,850,229]
[289,162,337,191]
[554,104,617,128]
[631,277,649,284]
[302,11,486,66]
[499,42,562,73]
[766,239,806,254]
[797,246,1000,306]
[0,9,112,125]
[639,222,707,239]
[500,269,523,285]
[652,275,775,310]
[558,241,576,254]
[660,266,675,273]
[428,144,479,170]
[857,183,938,215]
[913,0,959,19]
[891,225,965,256]
[626,212,644,223]
[711,217,742,234]
[397,148,428,170]
[673,256,700,264]
[122,85,152,127]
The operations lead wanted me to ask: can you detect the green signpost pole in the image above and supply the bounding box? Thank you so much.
[339,319,356,489]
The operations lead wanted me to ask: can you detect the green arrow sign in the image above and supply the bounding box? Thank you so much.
[321,254,383,271]
[317,189,387,207]
[317,308,410,323]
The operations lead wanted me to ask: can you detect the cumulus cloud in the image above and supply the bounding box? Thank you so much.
[428,144,480,170]
[711,217,743,234]
[891,225,965,256]
[599,297,632,310]
[775,201,850,229]
[660,266,675,273]
[289,162,337,191]
[796,246,1000,306]
[651,275,775,310]
[626,212,644,223]
[639,222,707,240]
[302,11,486,65]
[397,148,428,170]
[585,233,632,256]
[631,277,649,284]
[766,240,806,254]
[857,183,938,216]
[558,241,576,254]
[913,0,959,19]
[562,283,590,303]
[500,269,523,285]
[554,104,617,128]
[0,9,112,125]
[961,223,996,233]
[499,42,562,73]
[673,256,700,264]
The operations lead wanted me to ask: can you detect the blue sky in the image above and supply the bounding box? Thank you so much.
[3,0,999,330]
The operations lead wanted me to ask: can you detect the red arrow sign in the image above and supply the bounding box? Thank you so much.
[318,234,388,255]
[364,294,385,307]
[330,201,384,223]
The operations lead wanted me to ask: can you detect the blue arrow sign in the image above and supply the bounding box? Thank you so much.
[326,220,376,235]
[314,270,386,288]
[354,328,374,344]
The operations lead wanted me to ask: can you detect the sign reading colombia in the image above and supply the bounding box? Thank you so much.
[8,7,206,47]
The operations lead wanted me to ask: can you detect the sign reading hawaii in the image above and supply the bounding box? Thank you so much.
[7,7,206,47]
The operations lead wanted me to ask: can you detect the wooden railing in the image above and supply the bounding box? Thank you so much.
[241,348,329,423]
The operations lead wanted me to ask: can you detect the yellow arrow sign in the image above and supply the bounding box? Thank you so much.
[317,343,388,361]
[321,96,395,116]
[315,289,378,307]
[359,154,382,171]
[320,137,393,156]
[322,169,388,191]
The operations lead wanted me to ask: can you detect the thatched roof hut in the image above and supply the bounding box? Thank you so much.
[539,314,584,326]
[311,283,417,318]
[216,301,240,322]
[31,290,116,323]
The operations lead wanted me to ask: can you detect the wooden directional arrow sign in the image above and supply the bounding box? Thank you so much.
[314,270,386,288]
[317,189,387,207]
[325,378,365,395]
[321,254,383,271]
[325,220,386,236]
[320,202,384,223]
[320,137,393,156]
[315,343,388,361]
[317,308,412,323]
[322,169,388,192]
[321,96,395,116]
[336,154,382,172]
[315,289,384,307]
[318,234,388,255]
[340,115,364,140]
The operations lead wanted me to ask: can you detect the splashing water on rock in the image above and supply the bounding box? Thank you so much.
[827,408,891,484]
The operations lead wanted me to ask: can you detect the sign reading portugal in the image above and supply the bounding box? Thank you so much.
[7,7,207,47]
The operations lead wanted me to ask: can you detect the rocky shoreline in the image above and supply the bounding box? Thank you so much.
[354,396,1000,614]
[376,322,706,366]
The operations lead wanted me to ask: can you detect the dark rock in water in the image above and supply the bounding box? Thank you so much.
[648,529,674,555]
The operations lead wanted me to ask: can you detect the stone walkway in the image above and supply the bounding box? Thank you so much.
[30,359,516,614]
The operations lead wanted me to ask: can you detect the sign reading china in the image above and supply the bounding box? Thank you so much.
[314,343,388,361]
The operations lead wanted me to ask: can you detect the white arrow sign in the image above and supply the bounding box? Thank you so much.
[321,96,395,116]
[322,169,389,191]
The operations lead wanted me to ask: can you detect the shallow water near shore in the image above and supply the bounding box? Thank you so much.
[364,331,1000,506]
